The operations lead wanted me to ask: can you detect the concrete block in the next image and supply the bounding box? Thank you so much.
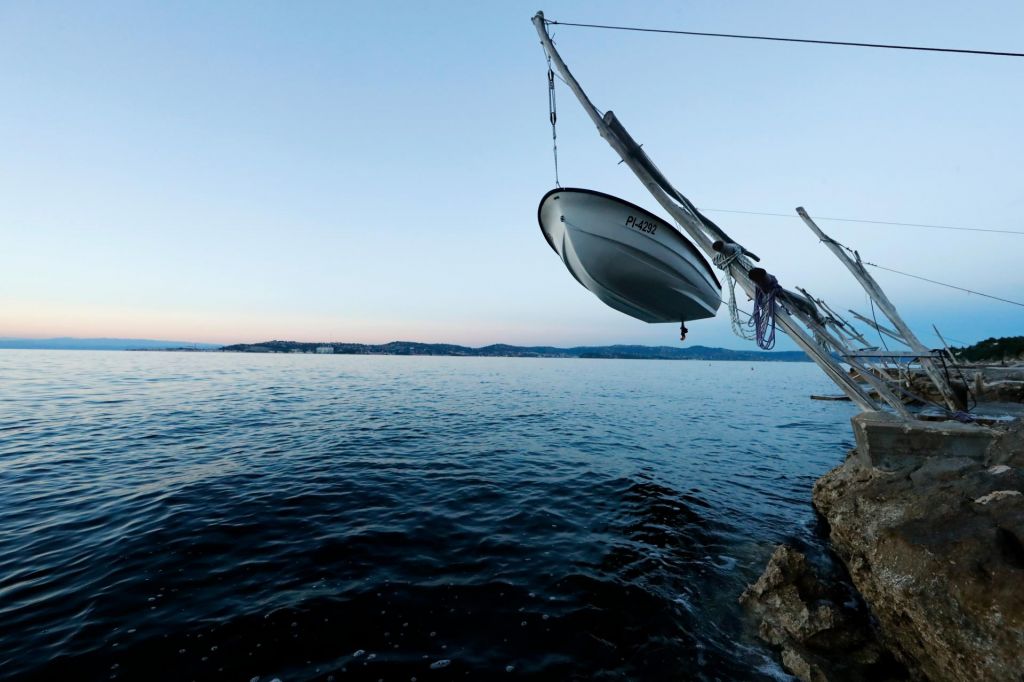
[851,412,998,470]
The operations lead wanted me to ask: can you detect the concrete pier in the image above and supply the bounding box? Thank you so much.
[850,412,998,470]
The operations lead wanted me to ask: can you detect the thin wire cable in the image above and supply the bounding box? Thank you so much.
[545,54,561,187]
[699,208,1024,236]
[869,297,892,352]
[776,225,1022,309]
[543,19,1024,58]
[930,330,968,346]
[864,262,1024,308]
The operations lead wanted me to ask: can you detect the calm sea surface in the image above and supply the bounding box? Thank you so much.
[0,350,857,681]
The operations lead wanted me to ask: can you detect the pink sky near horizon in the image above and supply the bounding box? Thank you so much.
[3,2,1021,351]
[0,298,645,347]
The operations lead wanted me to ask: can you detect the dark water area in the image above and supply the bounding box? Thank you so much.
[0,351,857,681]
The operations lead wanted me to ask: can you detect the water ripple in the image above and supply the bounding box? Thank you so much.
[0,351,856,680]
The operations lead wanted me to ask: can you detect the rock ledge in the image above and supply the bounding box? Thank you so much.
[810,418,1024,680]
[739,545,903,681]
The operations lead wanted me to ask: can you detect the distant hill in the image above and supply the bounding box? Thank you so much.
[952,336,1024,362]
[0,337,814,361]
[0,337,221,351]
[221,340,810,362]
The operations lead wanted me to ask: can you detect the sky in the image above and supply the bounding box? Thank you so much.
[2,1,1022,349]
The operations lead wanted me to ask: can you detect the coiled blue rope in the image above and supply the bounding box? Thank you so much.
[751,274,781,350]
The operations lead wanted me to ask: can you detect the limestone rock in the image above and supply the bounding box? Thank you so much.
[975,489,1023,505]
[812,421,1024,681]
[987,418,1024,467]
[740,545,904,681]
[782,648,829,682]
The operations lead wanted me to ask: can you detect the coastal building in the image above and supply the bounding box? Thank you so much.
[316,346,334,354]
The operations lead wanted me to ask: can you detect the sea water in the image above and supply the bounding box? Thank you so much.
[0,350,857,680]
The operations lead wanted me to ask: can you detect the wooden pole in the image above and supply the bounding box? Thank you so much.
[797,289,874,349]
[932,325,959,362]
[532,14,881,413]
[848,310,907,345]
[795,309,912,416]
[797,208,960,410]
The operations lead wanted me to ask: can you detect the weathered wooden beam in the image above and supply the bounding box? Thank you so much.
[796,311,912,417]
[931,325,961,364]
[849,310,906,342]
[532,14,881,412]
[772,291,912,414]
[796,207,958,410]
[849,310,911,345]
[798,289,873,349]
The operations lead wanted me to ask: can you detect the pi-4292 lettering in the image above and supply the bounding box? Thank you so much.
[625,215,658,235]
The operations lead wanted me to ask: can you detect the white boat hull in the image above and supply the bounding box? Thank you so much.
[538,188,721,324]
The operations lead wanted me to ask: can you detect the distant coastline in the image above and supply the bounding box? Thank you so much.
[219,340,811,362]
[2,335,815,360]
[0,337,221,351]
[0,337,811,361]
[9,336,1017,363]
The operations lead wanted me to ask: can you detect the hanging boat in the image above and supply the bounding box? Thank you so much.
[538,187,722,328]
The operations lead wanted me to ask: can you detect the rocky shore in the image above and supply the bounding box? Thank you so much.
[743,417,1024,681]
[909,365,1024,407]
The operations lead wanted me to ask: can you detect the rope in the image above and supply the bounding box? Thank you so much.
[812,329,832,352]
[812,238,1024,308]
[543,19,1024,58]
[869,297,891,352]
[938,352,977,412]
[712,249,755,341]
[699,208,1024,237]
[751,274,782,350]
[546,54,560,188]
[864,262,1024,308]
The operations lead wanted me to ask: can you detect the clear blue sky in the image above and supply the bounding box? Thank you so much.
[2,1,1021,348]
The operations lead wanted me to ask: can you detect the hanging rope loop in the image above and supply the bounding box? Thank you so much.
[748,268,782,350]
[711,242,754,341]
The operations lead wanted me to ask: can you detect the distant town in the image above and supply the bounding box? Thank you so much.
[218,340,812,362]
[6,336,1020,362]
